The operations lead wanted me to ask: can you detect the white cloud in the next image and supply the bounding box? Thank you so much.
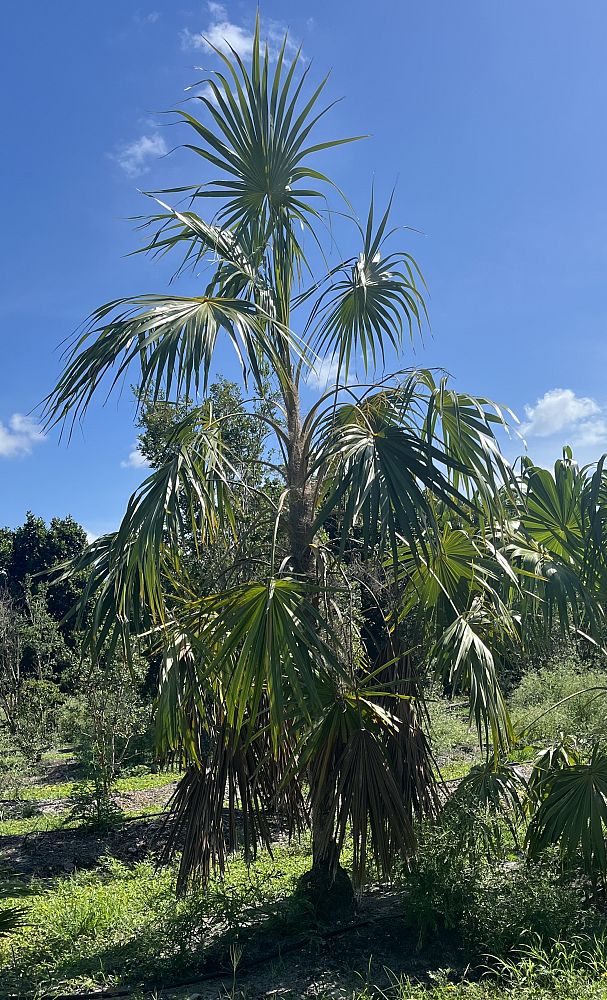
[570,418,607,450]
[180,3,298,61]
[521,388,600,438]
[85,530,98,545]
[518,387,607,461]
[305,358,341,391]
[0,413,45,458]
[111,133,167,179]
[121,444,150,470]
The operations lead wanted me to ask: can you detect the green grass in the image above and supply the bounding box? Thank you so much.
[40,748,75,762]
[0,841,315,995]
[435,756,478,782]
[19,769,178,801]
[0,803,166,837]
[115,770,179,793]
[0,813,71,836]
[510,656,607,743]
[318,976,607,999]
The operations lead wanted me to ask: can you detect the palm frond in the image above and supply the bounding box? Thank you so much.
[160,712,306,892]
[311,388,470,560]
[44,294,291,430]
[526,744,607,878]
[193,578,344,742]
[432,613,513,751]
[301,694,418,881]
[306,195,427,379]
[52,413,236,656]
[177,15,363,262]
[424,373,516,512]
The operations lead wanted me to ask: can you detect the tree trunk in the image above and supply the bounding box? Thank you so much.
[285,380,356,920]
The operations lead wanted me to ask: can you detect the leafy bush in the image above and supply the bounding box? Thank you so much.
[57,653,153,827]
[406,820,596,958]
[0,736,36,809]
[66,780,124,830]
[511,654,607,744]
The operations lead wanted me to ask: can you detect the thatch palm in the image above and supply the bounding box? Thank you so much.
[46,20,521,904]
[433,451,607,884]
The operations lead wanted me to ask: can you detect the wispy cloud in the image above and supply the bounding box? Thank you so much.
[133,11,160,25]
[180,3,298,61]
[111,133,167,179]
[305,358,341,391]
[121,444,150,470]
[520,387,607,459]
[0,413,45,458]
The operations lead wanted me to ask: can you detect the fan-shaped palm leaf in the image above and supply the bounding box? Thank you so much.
[180,16,363,257]
[43,294,291,430]
[192,578,344,743]
[527,744,607,878]
[311,390,470,560]
[305,195,427,379]
[52,414,237,656]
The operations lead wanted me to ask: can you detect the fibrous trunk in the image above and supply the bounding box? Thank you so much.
[286,384,356,919]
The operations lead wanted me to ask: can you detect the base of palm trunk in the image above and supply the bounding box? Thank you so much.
[295,860,356,922]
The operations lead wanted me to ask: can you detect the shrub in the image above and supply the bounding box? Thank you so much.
[406,821,597,958]
[511,654,607,744]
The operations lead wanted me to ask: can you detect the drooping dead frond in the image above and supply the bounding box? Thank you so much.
[160,707,306,893]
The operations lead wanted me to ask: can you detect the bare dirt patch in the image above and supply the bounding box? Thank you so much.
[0,813,167,879]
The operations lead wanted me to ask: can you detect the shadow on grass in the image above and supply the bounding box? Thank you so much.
[0,885,465,998]
[0,815,167,882]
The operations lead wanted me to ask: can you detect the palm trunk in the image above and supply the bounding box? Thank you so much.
[284,379,355,919]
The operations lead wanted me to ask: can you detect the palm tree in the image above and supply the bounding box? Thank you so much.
[45,18,520,910]
[431,450,607,887]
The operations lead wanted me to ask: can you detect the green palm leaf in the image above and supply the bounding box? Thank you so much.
[432,614,513,751]
[300,693,418,879]
[305,195,427,379]
[312,388,470,559]
[527,744,607,877]
[424,374,516,510]
[44,294,290,429]
[53,413,236,655]
[195,578,343,742]
[179,16,363,256]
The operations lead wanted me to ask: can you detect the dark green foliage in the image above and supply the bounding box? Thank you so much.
[406,825,592,958]
[2,512,87,630]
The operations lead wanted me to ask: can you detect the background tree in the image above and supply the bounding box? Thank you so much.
[1,513,87,636]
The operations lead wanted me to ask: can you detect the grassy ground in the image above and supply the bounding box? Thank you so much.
[0,802,167,836]
[3,660,607,998]
[19,768,179,801]
[0,842,320,995]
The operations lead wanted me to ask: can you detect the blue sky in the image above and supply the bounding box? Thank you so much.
[2,1,607,537]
